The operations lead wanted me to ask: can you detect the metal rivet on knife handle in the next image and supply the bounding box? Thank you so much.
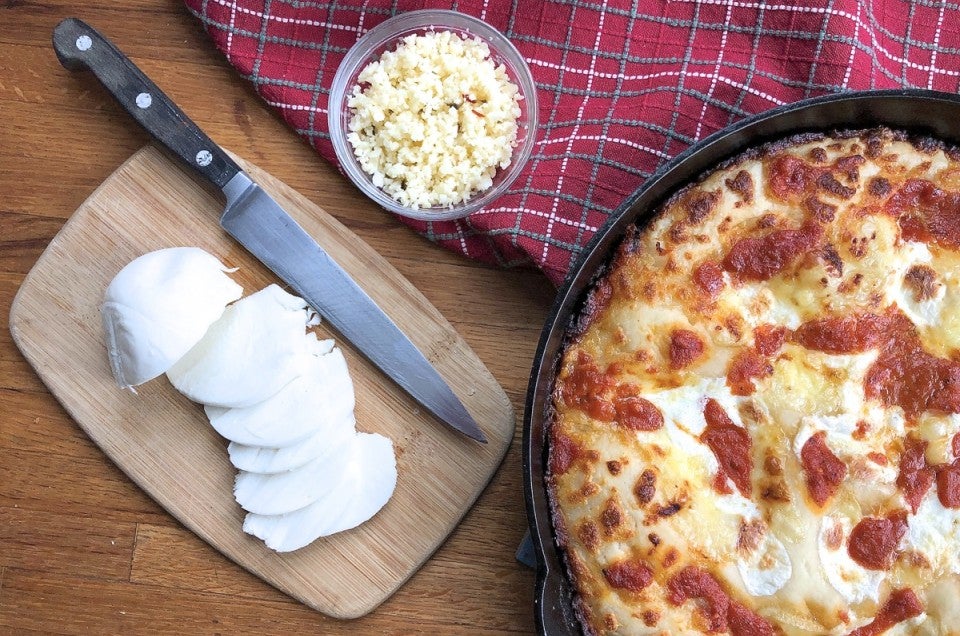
[52,17,487,443]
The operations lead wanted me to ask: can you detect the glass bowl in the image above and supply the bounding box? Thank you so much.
[328,9,539,221]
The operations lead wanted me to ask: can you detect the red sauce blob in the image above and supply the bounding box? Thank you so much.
[753,324,786,357]
[768,155,820,199]
[613,385,664,431]
[864,312,960,418]
[792,308,960,419]
[848,510,908,570]
[849,588,924,636]
[800,431,847,506]
[549,432,581,476]
[694,260,725,296]
[897,436,935,513]
[792,313,889,354]
[722,221,822,281]
[727,600,776,636]
[563,356,665,433]
[702,399,753,497]
[602,558,654,592]
[562,351,616,420]
[726,349,773,396]
[937,435,960,508]
[887,179,960,249]
[666,566,774,636]
[669,329,705,370]
[666,566,729,632]
[938,462,960,508]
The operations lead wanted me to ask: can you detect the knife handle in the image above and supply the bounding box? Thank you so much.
[52,18,241,190]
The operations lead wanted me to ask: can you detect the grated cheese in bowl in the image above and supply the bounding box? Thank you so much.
[346,30,522,210]
[329,10,538,220]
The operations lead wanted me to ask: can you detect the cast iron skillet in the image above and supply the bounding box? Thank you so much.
[522,89,960,635]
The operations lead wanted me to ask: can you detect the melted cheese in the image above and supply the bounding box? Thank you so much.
[818,515,886,605]
[548,129,960,635]
[903,493,960,576]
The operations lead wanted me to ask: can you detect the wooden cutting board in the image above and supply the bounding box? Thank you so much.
[8,145,515,619]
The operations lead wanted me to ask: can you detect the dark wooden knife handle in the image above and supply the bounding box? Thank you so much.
[52,18,241,190]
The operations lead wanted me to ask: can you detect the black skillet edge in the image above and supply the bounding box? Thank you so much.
[521,88,960,636]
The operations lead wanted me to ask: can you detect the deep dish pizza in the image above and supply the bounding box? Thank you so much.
[547,128,960,635]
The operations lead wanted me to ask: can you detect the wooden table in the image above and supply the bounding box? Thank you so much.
[1,4,555,633]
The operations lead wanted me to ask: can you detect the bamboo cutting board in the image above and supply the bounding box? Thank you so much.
[8,145,515,619]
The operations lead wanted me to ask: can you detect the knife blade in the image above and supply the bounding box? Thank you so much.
[52,17,486,443]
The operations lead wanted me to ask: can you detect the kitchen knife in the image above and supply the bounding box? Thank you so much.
[52,17,486,443]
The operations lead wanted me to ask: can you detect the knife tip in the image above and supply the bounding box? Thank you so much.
[457,417,487,444]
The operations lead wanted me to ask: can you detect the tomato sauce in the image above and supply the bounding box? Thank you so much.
[549,432,582,476]
[768,155,820,199]
[887,178,960,249]
[562,351,616,420]
[847,510,908,570]
[753,324,786,357]
[897,436,935,513]
[666,566,729,632]
[562,353,666,432]
[613,386,664,431]
[722,221,822,281]
[936,433,960,508]
[800,431,847,506]
[603,558,653,592]
[693,260,725,296]
[938,462,960,508]
[849,588,923,636]
[669,329,705,369]
[726,601,775,636]
[666,566,773,636]
[792,313,888,354]
[791,308,960,419]
[702,399,753,497]
[726,349,773,396]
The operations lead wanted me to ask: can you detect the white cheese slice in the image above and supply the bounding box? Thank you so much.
[737,527,793,596]
[226,414,356,474]
[204,346,354,448]
[101,247,243,389]
[233,431,357,515]
[166,284,317,408]
[242,432,397,551]
[902,490,960,575]
[817,515,885,605]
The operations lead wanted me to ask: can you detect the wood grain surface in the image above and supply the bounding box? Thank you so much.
[10,144,516,619]
[0,4,554,633]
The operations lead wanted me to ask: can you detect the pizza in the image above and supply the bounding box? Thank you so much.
[547,128,960,635]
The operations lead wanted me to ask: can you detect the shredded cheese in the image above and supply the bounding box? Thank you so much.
[346,30,521,209]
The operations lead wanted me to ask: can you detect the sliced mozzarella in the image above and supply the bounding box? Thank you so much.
[226,415,356,474]
[233,432,357,515]
[902,490,960,575]
[166,284,316,407]
[643,376,744,436]
[817,515,885,604]
[204,347,354,448]
[242,432,397,552]
[793,412,900,492]
[101,247,242,389]
[736,526,793,596]
[888,241,943,327]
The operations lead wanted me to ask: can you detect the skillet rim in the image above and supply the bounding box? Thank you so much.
[520,88,960,636]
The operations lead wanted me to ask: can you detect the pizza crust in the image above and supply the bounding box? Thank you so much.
[548,128,960,635]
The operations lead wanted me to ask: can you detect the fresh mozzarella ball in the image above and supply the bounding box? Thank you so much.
[101,247,243,389]
[166,284,317,408]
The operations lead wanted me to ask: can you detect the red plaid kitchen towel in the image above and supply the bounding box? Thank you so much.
[185,0,960,285]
